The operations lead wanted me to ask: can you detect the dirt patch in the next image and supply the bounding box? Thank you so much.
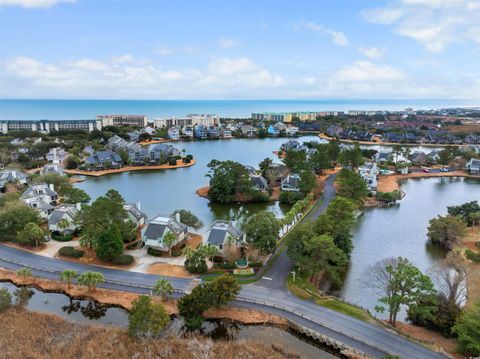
[186,233,203,249]
[137,138,172,145]
[56,246,136,270]
[392,321,460,358]
[196,186,210,198]
[65,159,196,177]
[0,310,290,359]
[444,123,480,134]
[319,133,462,147]
[462,227,480,306]
[68,176,84,183]
[147,263,192,278]
[206,306,289,326]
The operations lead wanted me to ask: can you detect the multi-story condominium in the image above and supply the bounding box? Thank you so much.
[168,128,180,140]
[96,115,147,128]
[154,114,220,129]
[0,119,102,134]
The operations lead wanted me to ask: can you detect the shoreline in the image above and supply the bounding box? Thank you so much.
[195,185,281,203]
[64,159,196,177]
[319,133,464,147]
[377,171,480,192]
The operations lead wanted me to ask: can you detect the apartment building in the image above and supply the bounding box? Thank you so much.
[153,114,220,129]
[96,115,147,127]
[0,119,102,134]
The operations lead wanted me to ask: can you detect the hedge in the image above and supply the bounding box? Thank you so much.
[51,232,73,242]
[465,249,480,263]
[58,246,84,258]
[111,254,134,265]
[216,262,236,270]
[147,247,164,257]
[248,261,264,268]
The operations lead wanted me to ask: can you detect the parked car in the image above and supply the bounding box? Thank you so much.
[422,168,430,173]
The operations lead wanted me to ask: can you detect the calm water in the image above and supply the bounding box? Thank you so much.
[339,177,480,319]
[0,99,474,120]
[76,136,321,231]
[0,282,335,358]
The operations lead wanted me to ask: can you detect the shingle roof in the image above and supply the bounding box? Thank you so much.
[144,223,166,239]
[207,220,244,246]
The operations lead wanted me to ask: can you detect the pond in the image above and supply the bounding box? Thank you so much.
[0,282,337,358]
[76,136,321,230]
[337,177,480,319]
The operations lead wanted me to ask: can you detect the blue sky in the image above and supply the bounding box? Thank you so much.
[0,0,479,99]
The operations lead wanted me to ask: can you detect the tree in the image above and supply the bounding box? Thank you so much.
[57,218,71,236]
[325,197,356,226]
[172,209,203,229]
[376,190,402,205]
[62,187,90,205]
[206,160,251,203]
[279,190,304,205]
[153,279,174,301]
[244,211,281,256]
[469,211,480,227]
[95,225,124,261]
[16,267,32,279]
[59,269,78,288]
[78,271,105,291]
[427,215,467,250]
[309,149,331,174]
[298,170,317,195]
[0,288,12,313]
[65,155,80,169]
[258,157,273,178]
[336,169,368,202]
[0,202,40,242]
[447,201,480,226]
[162,231,177,256]
[17,222,45,247]
[282,149,308,173]
[339,144,364,169]
[368,257,436,327]
[452,302,480,356]
[128,295,170,338]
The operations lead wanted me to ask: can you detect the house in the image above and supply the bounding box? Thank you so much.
[168,128,180,140]
[281,173,300,192]
[41,164,65,176]
[21,183,58,219]
[326,125,343,138]
[427,150,441,162]
[464,134,480,145]
[266,163,289,183]
[273,122,287,132]
[205,220,246,257]
[182,126,194,138]
[244,165,257,175]
[251,174,268,192]
[375,151,390,163]
[220,127,232,138]
[194,125,207,139]
[207,126,220,139]
[84,151,123,171]
[410,151,427,165]
[267,125,279,136]
[123,203,147,227]
[48,204,81,234]
[466,158,480,174]
[46,147,69,164]
[107,135,130,151]
[358,162,379,191]
[142,213,188,252]
[285,126,299,136]
[241,125,257,137]
[0,170,29,185]
[281,140,304,151]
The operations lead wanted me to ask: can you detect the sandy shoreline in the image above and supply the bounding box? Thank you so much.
[319,133,463,147]
[65,159,195,177]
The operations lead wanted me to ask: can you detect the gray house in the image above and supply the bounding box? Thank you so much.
[251,174,268,192]
[123,203,147,227]
[142,213,188,252]
[205,220,246,257]
[48,204,80,234]
[281,173,300,192]
[466,158,480,174]
[84,151,123,170]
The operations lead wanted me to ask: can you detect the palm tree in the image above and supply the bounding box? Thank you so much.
[16,267,31,279]
[162,231,177,256]
[19,222,45,247]
[77,271,104,292]
[152,279,174,301]
[59,269,78,288]
[57,218,71,237]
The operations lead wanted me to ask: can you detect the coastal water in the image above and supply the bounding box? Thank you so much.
[0,99,475,120]
[0,282,336,358]
[339,177,480,319]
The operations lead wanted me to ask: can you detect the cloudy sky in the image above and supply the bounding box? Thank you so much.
[0,0,479,99]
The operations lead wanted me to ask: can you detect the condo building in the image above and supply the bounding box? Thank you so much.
[0,119,102,134]
[153,114,220,129]
[96,114,148,127]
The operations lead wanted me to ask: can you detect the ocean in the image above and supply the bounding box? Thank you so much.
[0,99,476,121]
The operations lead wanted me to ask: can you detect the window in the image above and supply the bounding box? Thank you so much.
[218,244,223,250]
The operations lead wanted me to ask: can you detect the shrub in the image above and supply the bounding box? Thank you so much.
[249,190,269,202]
[185,258,207,273]
[0,288,12,313]
[279,191,305,205]
[465,249,480,263]
[58,246,84,258]
[216,262,236,270]
[51,232,73,242]
[186,154,193,160]
[248,261,264,268]
[147,247,163,257]
[111,254,134,265]
[171,248,182,257]
[168,158,177,166]
[183,158,191,164]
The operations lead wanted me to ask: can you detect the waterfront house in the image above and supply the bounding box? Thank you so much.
[194,125,208,139]
[46,147,69,164]
[220,127,232,138]
[375,151,391,163]
[240,125,257,137]
[281,140,304,151]
[123,203,147,227]
[21,183,58,219]
[84,151,123,171]
[107,135,130,151]
[168,128,180,140]
[127,130,141,142]
[0,169,29,186]
[142,213,188,252]
[466,158,480,174]
[41,164,65,176]
[182,126,194,138]
[281,173,301,192]
[410,151,427,165]
[267,125,279,136]
[205,220,246,257]
[207,126,220,139]
[358,162,379,191]
[286,126,299,136]
[464,134,480,145]
[48,204,80,234]
[427,150,441,163]
[326,125,343,138]
[250,174,268,192]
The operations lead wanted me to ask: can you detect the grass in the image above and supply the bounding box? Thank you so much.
[316,298,370,322]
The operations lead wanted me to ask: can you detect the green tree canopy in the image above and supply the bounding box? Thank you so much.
[298,170,317,195]
[282,149,308,173]
[78,271,105,291]
[0,202,40,242]
[336,169,368,202]
[128,295,170,338]
[447,201,480,226]
[206,160,251,203]
[427,215,467,250]
[244,210,281,255]
[452,301,480,356]
[173,209,203,229]
[95,225,124,261]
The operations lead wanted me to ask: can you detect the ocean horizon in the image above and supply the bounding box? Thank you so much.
[0,99,478,121]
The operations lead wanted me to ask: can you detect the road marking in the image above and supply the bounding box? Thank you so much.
[262,276,272,280]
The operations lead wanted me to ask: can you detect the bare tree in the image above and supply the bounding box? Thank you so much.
[430,252,467,307]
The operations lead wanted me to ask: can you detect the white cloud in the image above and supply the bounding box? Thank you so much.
[299,21,349,47]
[153,46,175,56]
[111,54,135,64]
[218,37,237,49]
[334,61,403,82]
[0,0,74,8]
[359,47,387,59]
[362,0,480,52]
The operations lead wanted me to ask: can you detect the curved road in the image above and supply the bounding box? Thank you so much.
[0,173,446,359]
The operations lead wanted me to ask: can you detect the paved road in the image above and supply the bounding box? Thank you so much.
[0,173,447,358]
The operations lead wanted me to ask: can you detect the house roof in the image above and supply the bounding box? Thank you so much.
[207,220,244,246]
[143,214,187,240]
[124,203,147,221]
[251,174,267,188]
[144,223,166,240]
[0,170,29,182]
[282,174,300,188]
[21,183,58,199]
[48,205,77,226]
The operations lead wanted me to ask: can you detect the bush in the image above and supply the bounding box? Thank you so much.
[0,288,12,313]
[168,158,177,166]
[51,232,73,242]
[216,262,237,270]
[186,154,193,160]
[58,246,84,258]
[147,247,164,257]
[248,261,264,268]
[111,254,134,265]
[465,249,480,263]
[185,258,207,273]
[183,158,191,164]
[249,190,269,202]
[171,248,183,257]
[279,191,305,205]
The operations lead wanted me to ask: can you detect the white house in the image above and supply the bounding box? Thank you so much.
[21,183,58,219]
[285,126,299,136]
[358,162,379,191]
[123,203,147,227]
[466,158,480,174]
[0,170,29,185]
[46,147,69,164]
[48,204,81,234]
[281,173,301,192]
[41,164,65,176]
[182,126,194,138]
[205,220,246,257]
[168,128,180,140]
[142,213,188,252]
